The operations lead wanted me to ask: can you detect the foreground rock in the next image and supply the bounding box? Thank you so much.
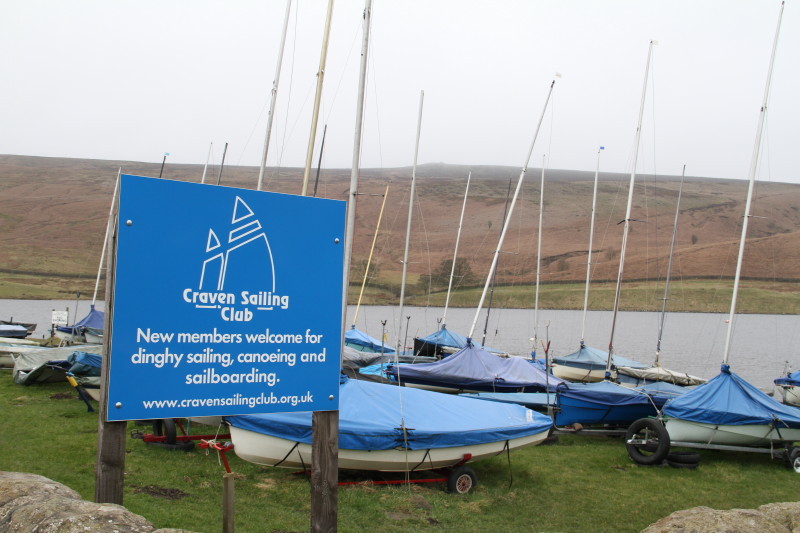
[0,471,197,533]
[642,502,800,532]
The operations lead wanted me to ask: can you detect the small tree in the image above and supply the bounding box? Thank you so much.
[349,259,380,283]
[691,234,698,245]
[430,257,476,289]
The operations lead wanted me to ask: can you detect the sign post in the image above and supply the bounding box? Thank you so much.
[95,175,345,509]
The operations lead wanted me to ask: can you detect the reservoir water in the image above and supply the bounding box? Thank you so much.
[2,299,797,391]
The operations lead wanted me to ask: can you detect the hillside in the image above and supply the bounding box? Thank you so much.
[1,154,799,305]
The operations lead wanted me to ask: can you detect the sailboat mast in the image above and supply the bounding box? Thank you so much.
[352,184,389,327]
[396,90,425,354]
[606,40,655,374]
[92,170,120,308]
[442,172,471,328]
[468,79,556,340]
[201,142,213,184]
[532,155,546,352]
[301,0,335,196]
[340,0,373,363]
[655,166,685,366]
[580,146,603,345]
[722,1,784,366]
[257,0,292,192]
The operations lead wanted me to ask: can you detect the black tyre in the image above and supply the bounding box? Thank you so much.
[666,458,699,469]
[666,451,701,465]
[790,447,800,474]
[626,418,670,466]
[152,419,178,445]
[447,466,477,494]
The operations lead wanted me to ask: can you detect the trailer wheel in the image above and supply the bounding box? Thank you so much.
[152,419,177,445]
[626,418,670,465]
[790,448,800,474]
[447,466,477,494]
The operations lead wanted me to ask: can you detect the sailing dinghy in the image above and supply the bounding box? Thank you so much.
[627,3,800,465]
[226,375,553,471]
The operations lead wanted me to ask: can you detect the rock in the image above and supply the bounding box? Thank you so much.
[0,471,200,533]
[641,504,799,533]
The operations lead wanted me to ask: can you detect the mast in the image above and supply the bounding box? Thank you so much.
[351,184,389,328]
[441,171,471,328]
[606,40,655,376]
[257,0,292,191]
[201,142,213,184]
[396,90,425,355]
[301,0,335,196]
[654,166,684,367]
[468,79,556,340]
[722,1,784,366]
[340,0,373,364]
[531,155,545,355]
[480,176,513,346]
[92,170,120,309]
[580,146,604,345]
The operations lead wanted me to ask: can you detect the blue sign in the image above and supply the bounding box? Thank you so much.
[106,175,345,421]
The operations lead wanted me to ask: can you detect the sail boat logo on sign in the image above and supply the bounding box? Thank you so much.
[182,196,290,321]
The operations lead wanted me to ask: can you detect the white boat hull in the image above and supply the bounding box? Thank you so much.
[664,417,800,447]
[776,385,800,407]
[229,425,550,472]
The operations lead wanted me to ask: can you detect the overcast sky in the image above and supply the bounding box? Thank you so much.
[2,0,798,183]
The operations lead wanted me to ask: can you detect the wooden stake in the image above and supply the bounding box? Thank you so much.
[94,181,126,504]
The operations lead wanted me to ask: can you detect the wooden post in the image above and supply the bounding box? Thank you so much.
[223,472,235,533]
[311,410,338,533]
[94,184,127,504]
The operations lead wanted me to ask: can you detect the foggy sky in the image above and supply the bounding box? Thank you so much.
[2,0,798,183]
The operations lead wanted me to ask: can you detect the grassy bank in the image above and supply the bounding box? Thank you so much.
[2,371,797,532]
[2,273,798,315]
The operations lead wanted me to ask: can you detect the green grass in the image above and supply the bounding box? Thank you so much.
[2,371,797,532]
[406,279,800,315]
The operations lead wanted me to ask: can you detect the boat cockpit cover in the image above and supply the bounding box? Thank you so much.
[664,365,800,427]
[775,371,800,387]
[75,307,105,329]
[344,327,395,354]
[387,343,565,391]
[226,376,553,450]
[552,344,648,370]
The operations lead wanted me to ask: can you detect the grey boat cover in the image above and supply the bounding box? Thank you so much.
[13,345,102,385]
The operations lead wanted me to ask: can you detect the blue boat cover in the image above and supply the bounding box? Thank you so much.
[558,381,659,407]
[664,365,800,427]
[460,392,556,409]
[67,351,102,376]
[415,327,495,354]
[226,375,553,450]
[417,326,469,347]
[57,306,105,333]
[344,327,395,354]
[387,342,565,392]
[552,344,648,370]
[775,370,800,387]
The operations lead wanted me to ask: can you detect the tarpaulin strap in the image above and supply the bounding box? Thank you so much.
[275,441,301,469]
[504,440,513,489]
[410,449,433,472]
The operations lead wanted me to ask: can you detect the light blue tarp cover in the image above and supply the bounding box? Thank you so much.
[226,375,553,450]
[664,365,800,427]
[56,306,105,334]
[775,370,800,387]
[552,344,649,370]
[344,327,395,354]
[387,342,565,392]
